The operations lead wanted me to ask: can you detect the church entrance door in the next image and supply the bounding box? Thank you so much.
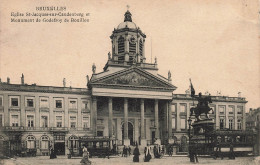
[122,122,134,145]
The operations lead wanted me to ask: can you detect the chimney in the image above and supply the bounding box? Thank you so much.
[21,73,24,85]
[238,92,241,98]
[63,78,66,87]
[7,77,10,84]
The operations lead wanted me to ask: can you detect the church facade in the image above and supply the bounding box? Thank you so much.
[0,10,247,156]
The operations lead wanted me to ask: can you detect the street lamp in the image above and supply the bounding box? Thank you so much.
[188,117,193,162]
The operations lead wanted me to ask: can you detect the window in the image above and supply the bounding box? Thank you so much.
[180,104,186,113]
[10,97,19,107]
[69,99,77,109]
[82,100,88,109]
[237,106,243,115]
[40,97,49,108]
[171,104,176,113]
[56,116,62,127]
[55,100,62,108]
[172,118,176,129]
[41,116,48,127]
[118,36,125,54]
[139,40,143,56]
[70,116,76,128]
[0,114,2,127]
[220,119,224,130]
[97,131,103,137]
[69,136,78,149]
[219,106,225,115]
[26,98,34,107]
[83,114,90,128]
[228,106,234,114]
[237,119,242,130]
[41,136,49,149]
[54,134,65,141]
[0,96,3,106]
[26,135,36,149]
[229,119,233,129]
[11,115,19,127]
[129,37,136,53]
[27,115,34,127]
[180,118,186,129]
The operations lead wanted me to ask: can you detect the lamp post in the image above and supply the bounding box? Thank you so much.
[188,117,193,162]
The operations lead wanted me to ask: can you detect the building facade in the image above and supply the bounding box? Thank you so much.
[246,108,260,155]
[0,10,247,156]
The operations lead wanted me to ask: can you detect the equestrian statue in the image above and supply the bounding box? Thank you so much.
[189,79,214,121]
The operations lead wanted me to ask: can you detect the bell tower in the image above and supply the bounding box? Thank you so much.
[103,9,158,71]
[111,9,146,63]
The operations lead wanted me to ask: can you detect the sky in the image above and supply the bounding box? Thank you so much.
[0,0,259,111]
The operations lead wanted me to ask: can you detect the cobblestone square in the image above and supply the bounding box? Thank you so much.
[1,155,259,165]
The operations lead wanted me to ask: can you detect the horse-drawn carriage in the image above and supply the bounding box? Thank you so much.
[67,136,117,159]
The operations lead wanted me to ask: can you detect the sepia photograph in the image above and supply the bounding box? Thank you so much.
[0,0,259,164]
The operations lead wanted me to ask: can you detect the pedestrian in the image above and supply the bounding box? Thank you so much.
[144,145,152,162]
[80,145,91,165]
[122,145,127,157]
[128,146,131,156]
[133,144,140,162]
[229,142,235,159]
[214,140,223,160]
[49,145,57,159]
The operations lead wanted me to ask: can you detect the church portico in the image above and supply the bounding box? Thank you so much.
[91,95,173,146]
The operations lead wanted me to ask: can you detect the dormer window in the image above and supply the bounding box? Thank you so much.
[118,36,124,54]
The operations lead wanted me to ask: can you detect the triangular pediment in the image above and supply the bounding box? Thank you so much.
[90,67,176,90]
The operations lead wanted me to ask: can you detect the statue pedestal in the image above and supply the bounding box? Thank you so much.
[190,119,215,155]
[192,119,215,135]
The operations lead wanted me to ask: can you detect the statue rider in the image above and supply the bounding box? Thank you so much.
[196,92,211,110]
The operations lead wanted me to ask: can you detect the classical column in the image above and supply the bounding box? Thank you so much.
[92,97,97,136]
[108,97,113,137]
[168,101,173,139]
[124,98,130,145]
[154,99,160,139]
[140,99,146,146]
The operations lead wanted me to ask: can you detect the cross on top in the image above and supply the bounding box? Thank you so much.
[127,5,130,10]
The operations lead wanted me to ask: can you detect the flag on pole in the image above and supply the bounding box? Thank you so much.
[190,78,195,97]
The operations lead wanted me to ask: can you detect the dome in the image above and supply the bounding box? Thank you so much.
[117,21,137,29]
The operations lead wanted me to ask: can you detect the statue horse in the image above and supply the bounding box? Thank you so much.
[190,96,213,121]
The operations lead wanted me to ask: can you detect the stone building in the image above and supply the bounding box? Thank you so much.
[0,10,247,156]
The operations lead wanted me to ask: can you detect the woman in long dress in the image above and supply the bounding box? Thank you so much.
[49,145,56,159]
[133,145,140,162]
[144,146,152,162]
[80,146,91,165]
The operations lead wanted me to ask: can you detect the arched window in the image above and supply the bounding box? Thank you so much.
[69,135,79,149]
[118,36,125,54]
[139,40,143,56]
[129,37,136,53]
[26,135,36,149]
[40,135,49,150]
